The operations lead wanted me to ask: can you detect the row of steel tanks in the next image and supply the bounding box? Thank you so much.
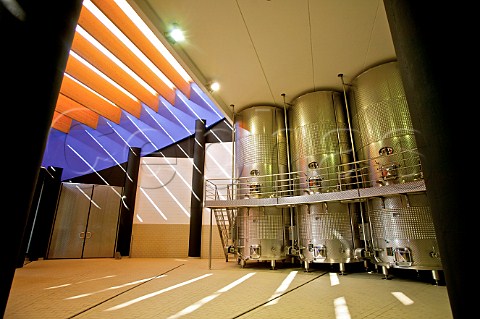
[232,61,443,281]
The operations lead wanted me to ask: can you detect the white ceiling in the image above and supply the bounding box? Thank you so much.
[131,0,396,120]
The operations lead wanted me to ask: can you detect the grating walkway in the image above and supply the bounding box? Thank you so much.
[4,258,453,319]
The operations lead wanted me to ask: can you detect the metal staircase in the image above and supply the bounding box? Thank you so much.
[213,207,237,261]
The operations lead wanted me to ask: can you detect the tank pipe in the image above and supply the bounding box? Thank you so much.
[231,104,236,200]
[274,107,281,197]
[366,200,376,252]
[281,94,292,177]
[334,85,356,250]
[229,105,237,264]
[338,74,368,250]
[338,74,357,163]
[281,95,292,197]
[209,208,213,269]
[282,93,297,253]
[330,92,346,188]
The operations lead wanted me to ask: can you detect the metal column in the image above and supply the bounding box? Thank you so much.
[189,119,206,257]
[116,147,141,257]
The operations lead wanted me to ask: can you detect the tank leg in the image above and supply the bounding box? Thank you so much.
[339,263,346,275]
[304,261,310,272]
[271,260,276,270]
[240,259,246,268]
[432,269,440,286]
[381,265,391,280]
[364,260,370,272]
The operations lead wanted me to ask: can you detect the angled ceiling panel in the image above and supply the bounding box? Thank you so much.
[71,28,160,111]
[49,125,106,180]
[99,117,154,151]
[122,112,173,154]
[175,92,224,128]
[77,1,176,105]
[59,74,123,124]
[55,93,99,129]
[141,106,191,142]
[90,0,192,99]
[157,98,197,135]
[51,112,72,134]
[189,83,225,121]
[60,123,131,180]
[43,129,69,168]
[65,52,142,118]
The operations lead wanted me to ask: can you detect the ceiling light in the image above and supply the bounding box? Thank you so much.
[168,23,185,43]
[115,1,192,83]
[208,81,220,92]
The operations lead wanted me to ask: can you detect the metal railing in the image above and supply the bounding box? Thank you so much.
[205,148,423,203]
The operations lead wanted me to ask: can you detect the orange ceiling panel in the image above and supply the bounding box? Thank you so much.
[90,0,191,99]
[51,111,72,133]
[71,31,160,112]
[65,54,142,118]
[59,74,122,124]
[77,6,177,106]
[55,93,100,129]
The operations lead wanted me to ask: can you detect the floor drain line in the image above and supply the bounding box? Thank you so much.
[66,263,185,318]
[231,270,329,318]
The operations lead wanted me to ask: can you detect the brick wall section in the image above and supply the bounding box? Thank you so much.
[130,224,224,258]
[130,224,189,258]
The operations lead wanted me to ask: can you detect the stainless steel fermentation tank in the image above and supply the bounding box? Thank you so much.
[289,91,363,271]
[234,106,290,268]
[348,61,442,279]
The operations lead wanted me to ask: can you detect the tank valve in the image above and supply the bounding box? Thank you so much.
[429,247,440,258]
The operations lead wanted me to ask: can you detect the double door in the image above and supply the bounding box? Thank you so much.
[47,183,122,259]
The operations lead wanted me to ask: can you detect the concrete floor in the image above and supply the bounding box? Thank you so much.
[4,258,452,318]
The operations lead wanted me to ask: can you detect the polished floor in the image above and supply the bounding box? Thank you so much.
[5,257,452,319]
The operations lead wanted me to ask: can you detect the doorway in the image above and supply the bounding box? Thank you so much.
[47,183,123,259]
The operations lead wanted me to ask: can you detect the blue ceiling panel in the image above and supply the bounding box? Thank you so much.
[95,116,154,160]
[189,83,225,121]
[122,112,172,155]
[42,129,69,171]
[80,122,131,162]
[63,122,131,180]
[43,123,111,180]
[141,105,191,142]
[175,90,223,128]
[173,91,210,125]
[157,96,196,134]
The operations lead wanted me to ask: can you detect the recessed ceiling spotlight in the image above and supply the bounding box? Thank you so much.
[167,23,185,43]
[208,81,220,92]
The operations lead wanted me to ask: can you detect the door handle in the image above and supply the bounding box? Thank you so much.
[79,232,85,239]
[86,231,92,239]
